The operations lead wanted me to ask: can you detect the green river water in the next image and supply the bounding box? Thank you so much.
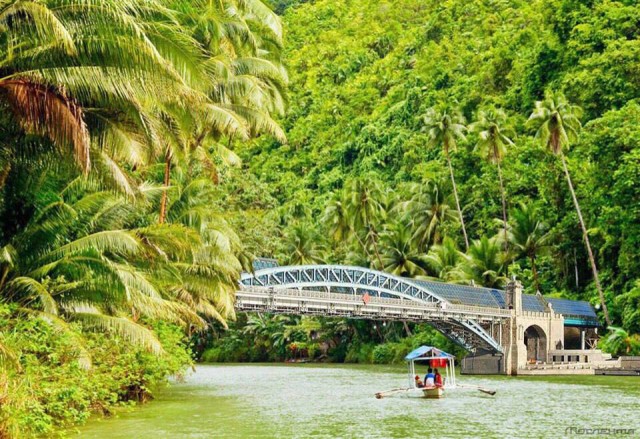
[73,364,640,438]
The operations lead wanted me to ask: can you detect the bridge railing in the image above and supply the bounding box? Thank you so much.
[237,286,511,318]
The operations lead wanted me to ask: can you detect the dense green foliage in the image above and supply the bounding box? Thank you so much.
[200,313,466,364]
[2,0,640,434]
[0,304,191,437]
[233,0,640,342]
[0,0,285,436]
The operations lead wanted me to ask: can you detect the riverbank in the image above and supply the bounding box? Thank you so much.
[0,305,193,438]
[72,364,640,438]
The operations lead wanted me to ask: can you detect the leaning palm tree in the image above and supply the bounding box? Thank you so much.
[422,106,469,251]
[470,107,514,250]
[508,202,552,292]
[528,91,611,325]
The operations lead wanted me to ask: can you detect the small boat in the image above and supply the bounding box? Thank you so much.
[404,345,457,399]
[375,346,496,399]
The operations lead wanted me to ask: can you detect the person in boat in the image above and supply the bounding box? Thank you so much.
[424,368,435,387]
[414,375,425,388]
[434,369,443,387]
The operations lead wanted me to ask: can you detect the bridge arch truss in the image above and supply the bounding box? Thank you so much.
[239,265,505,354]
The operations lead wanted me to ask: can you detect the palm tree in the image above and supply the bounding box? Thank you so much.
[422,106,469,251]
[322,191,351,243]
[601,326,640,356]
[470,107,514,250]
[379,220,428,277]
[425,237,464,281]
[528,90,611,325]
[284,223,326,265]
[456,236,507,288]
[155,0,287,223]
[400,179,457,248]
[508,202,552,292]
[344,176,386,268]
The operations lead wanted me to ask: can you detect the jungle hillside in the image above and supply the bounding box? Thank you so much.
[208,0,640,362]
[1,0,639,436]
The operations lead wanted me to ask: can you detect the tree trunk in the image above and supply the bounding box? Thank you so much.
[560,153,611,325]
[353,228,374,265]
[497,162,509,252]
[368,225,384,269]
[159,151,171,224]
[530,254,539,293]
[403,321,413,337]
[446,151,469,251]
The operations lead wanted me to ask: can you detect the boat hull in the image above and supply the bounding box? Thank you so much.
[421,387,444,399]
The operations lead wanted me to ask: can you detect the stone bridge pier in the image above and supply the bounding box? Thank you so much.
[463,280,566,375]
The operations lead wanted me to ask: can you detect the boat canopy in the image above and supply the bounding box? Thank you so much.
[405,346,455,361]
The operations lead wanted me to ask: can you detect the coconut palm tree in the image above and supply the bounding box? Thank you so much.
[344,176,386,268]
[284,223,326,265]
[425,237,464,281]
[323,191,351,243]
[456,236,507,288]
[528,90,611,325]
[470,107,514,250]
[601,326,640,356]
[422,106,469,251]
[379,220,428,277]
[0,176,246,366]
[0,0,208,180]
[153,0,287,223]
[400,179,457,248]
[508,202,552,292]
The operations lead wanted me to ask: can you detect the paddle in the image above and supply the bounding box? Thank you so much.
[374,387,410,399]
[457,383,496,396]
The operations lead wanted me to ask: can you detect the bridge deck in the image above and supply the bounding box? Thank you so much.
[237,287,511,322]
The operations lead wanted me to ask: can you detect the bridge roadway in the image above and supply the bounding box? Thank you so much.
[236,286,511,321]
[236,286,510,353]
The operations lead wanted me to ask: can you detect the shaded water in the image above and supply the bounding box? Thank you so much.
[75,364,640,438]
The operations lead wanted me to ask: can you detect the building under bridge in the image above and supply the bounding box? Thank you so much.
[238,259,615,375]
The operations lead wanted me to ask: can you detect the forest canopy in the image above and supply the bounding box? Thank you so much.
[234,0,640,331]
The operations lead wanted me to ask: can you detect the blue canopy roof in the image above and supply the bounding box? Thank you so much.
[405,346,454,361]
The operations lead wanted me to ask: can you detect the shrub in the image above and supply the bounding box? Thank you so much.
[372,344,396,364]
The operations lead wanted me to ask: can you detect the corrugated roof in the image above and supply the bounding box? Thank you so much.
[410,278,598,322]
[252,258,279,271]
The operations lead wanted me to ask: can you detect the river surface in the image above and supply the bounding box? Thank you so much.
[74,364,640,438]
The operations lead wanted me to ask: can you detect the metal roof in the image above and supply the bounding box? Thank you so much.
[411,278,598,326]
[252,258,279,271]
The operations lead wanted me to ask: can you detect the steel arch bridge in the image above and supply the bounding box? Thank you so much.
[238,265,509,354]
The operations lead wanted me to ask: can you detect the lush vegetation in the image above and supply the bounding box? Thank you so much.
[2,0,640,435]
[223,0,640,359]
[0,0,285,436]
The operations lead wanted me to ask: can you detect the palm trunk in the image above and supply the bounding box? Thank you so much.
[368,225,384,269]
[560,153,611,325]
[353,228,375,264]
[497,162,509,252]
[446,151,469,251]
[159,151,171,224]
[530,254,539,292]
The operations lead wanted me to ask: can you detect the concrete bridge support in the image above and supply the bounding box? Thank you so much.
[464,280,566,375]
